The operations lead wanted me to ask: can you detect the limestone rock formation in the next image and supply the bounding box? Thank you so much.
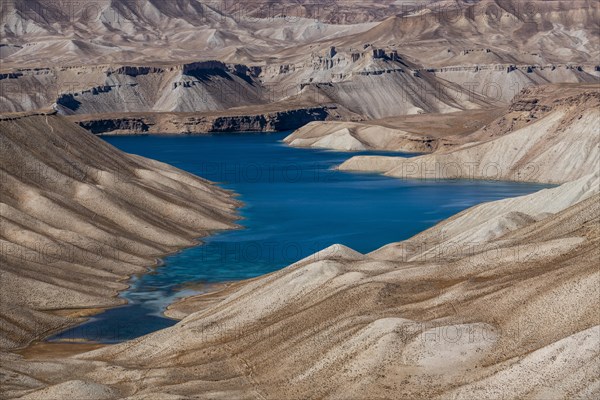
[1,1,600,398]
[2,0,598,125]
[284,108,503,153]
[72,106,331,135]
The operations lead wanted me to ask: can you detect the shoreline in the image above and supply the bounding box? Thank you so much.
[15,278,249,359]
[0,112,242,351]
[2,2,599,396]
[164,278,263,320]
[16,130,562,357]
[16,342,108,360]
[13,225,247,355]
[10,86,595,349]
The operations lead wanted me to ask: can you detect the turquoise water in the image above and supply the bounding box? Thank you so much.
[51,132,551,343]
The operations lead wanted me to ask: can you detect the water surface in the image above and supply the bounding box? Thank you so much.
[51,132,551,343]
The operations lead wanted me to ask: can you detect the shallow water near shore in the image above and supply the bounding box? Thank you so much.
[50,132,552,344]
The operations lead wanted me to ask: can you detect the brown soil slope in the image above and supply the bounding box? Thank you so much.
[0,112,239,350]
[284,108,504,152]
[340,84,600,184]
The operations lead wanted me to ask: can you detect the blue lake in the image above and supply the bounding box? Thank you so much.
[51,132,551,343]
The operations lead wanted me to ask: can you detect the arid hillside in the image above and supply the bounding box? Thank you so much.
[0,2,599,399]
[0,0,406,68]
[1,0,598,127]
[340,84,600,184]
[334,0,600,67]
[284,108,504,152]
[2,0,597,68]
[0,112,239,351]
[0,85,600,400]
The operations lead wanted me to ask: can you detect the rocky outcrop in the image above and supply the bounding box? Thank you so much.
[2,1,600,397]
[0,112,240,350]
[0,72,23,80]
[110,66,166,77]
[284,121,437,152]
[284,108,502,152]
[76,117,151,134]
[73,107,330,135]
[208,107,329,132]
[0,61,267,115]
[1,56,596,119]
[4,33,596,119]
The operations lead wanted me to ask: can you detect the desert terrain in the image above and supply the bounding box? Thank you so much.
[1,1,599,399]
[1,0,599,131]
[0,111,240,351]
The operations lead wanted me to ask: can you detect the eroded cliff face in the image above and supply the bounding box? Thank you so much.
[284,120,438,152]
[0,112,240,350]
[284,108,503,153]
[472,84,600,140]
[75,117,151,134]
[1,1,600,398]
[73,107,331,135]
[2,0,597,69]
[1,53,597,124]
[0,55,460,119]
[1,0,598,126]
[0,62,265,115]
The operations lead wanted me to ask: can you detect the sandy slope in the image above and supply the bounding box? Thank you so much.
[284,121,437,152]
[0,0,393,69]
[0,55,496,119]
[340,84,600,184]
[2,0,597,69]
[332,0,600,67]
[0,111,240,351]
